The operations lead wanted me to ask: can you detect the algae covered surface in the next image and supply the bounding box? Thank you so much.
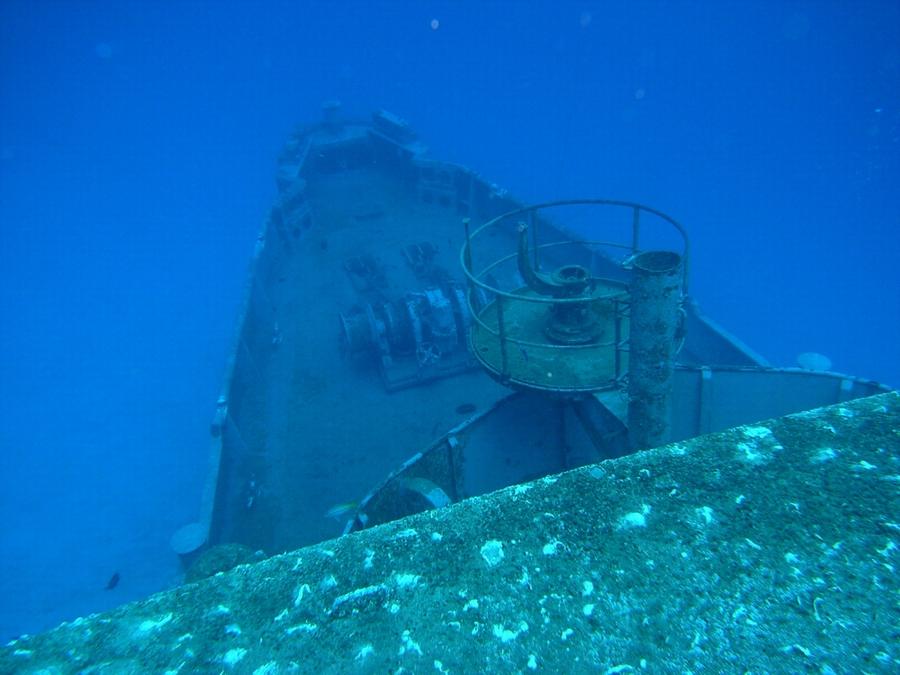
[4,392,898,674]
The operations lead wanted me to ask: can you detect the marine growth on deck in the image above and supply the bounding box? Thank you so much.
[3,392,898,673]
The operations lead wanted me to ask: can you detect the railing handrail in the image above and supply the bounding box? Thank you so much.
[461,200,689,389]
[461,199,690,298]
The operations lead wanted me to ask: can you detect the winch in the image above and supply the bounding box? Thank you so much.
[339,281,475,390]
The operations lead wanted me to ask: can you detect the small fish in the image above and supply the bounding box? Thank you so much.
[455,403,477,415]
[325,501,357,521]
[105,572,120,590]
[518,345,529,363]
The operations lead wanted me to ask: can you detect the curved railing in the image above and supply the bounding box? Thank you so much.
[460,200,689,392]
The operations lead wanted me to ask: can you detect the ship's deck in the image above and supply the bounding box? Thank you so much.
[238,167,509,552]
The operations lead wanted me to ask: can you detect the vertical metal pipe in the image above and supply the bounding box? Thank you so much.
[463,217,473,273]
[614,299,622,380]
[627,250,684,450]
[496,295,509,380]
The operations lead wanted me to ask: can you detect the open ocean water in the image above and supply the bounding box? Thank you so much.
[1,0,897,642]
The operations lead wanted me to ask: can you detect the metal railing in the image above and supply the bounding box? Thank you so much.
[460,200,689,392]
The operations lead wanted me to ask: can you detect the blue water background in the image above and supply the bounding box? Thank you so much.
[1,0,898,639]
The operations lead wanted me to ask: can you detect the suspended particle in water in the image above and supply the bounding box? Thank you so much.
[94,42,113,59]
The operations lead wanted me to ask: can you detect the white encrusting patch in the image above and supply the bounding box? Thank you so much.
[222,647,247,667]
[136,612,173,634]
[737,442,764,464]
[876,540,896,558]
[620,512,646,528]
[331,584,387,612]
[294,583,312,606]
[618,504,651,530]
[735,425,783,465]
[812,447,837,463]
[695,506,715,526]
[481,540,505,566]
[542,539,564,555]
[399,630,423,656]
[393,572,421,589]
[517,567,531,587]
[493,620,528,643]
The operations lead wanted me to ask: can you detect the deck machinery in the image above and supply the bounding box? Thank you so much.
[463,201,688,452]
[171,105,889,563]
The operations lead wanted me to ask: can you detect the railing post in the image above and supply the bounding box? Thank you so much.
[496,295,509,380]
[463,217,473,273]
[631,206,641,253]
[614,298,622,380]
[529,209,539,271]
